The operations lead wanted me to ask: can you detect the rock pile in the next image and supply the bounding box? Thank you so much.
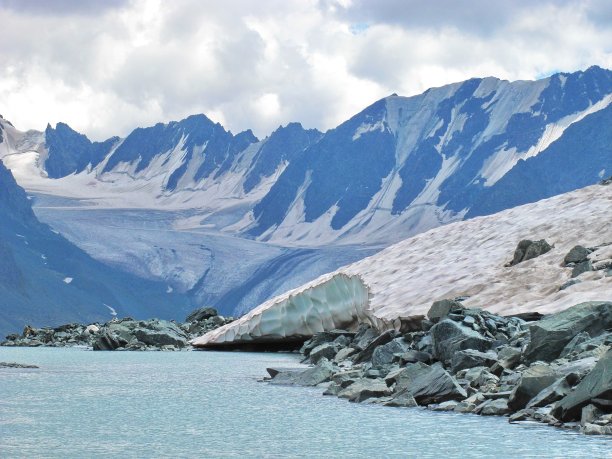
[1,306,234,351]
[265,300,612,435]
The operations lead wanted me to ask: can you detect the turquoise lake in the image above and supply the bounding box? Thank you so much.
[1,347,610,458]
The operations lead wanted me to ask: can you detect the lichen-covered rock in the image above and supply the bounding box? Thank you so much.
[524,301,612,363]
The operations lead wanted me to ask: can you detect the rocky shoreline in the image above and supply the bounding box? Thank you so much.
[264,300,612,436]
[0,307,233,351]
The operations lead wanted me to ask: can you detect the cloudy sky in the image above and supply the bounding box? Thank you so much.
[0,0,611,140]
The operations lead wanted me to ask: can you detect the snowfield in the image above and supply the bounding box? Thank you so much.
[194,182,612,346]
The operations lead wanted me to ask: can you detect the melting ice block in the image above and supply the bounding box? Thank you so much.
[192,274,373,347]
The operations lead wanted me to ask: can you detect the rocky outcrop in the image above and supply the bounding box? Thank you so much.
[509,239,552,266]
[1,307,234,351]
[523,301,612,363]
[264,301,612,436]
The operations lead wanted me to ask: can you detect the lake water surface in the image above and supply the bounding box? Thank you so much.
[1,347,610,458]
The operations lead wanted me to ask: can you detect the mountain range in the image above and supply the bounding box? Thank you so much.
[0,65,610,335]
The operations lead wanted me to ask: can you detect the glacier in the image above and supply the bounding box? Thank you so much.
[194,182,612,347]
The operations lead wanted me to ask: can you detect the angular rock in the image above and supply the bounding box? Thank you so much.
[430,400,458,411]
[475,399,510,416]
[510,239,552,266]
[581,404,603,427]
[451,349,498,373]
[526,374,578,408]
[552,348,612,421]
[334,347,356,363]
[392,364,467,406]
[427,299,464,322]
[559,332,591,358]
[431,319,493,363]
[371,338,409,367]
[185,307,218,323]
[352,325,378,351]
[93,331,127,351]
[508,364,558,411]
[571,260,593,278]
[564,245,590,265]
[523,301,612,363]
[270,359,334,386]
[133,321,188,348]
[383,391,418,408]
[353,330,397,364]
[337,378,392,402]
[309,342,339,364]
[397,350,432,365]
[496,346,522,370]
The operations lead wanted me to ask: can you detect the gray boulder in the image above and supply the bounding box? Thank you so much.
[510,239,552,266]
[337,378,392,402]
[352,325,378,351]
[427,299,464,322]
[475,399,510,416]
[571,260,593,278]
[371,338,409,367]
[353,330,397,363]
[383,392,418,408]
[523,301,612,363]
[552,348,612,421]
[133,321,188,348]
[391,363,467,406]
[508,364,558,411]
[309,342,339,364]
[93,331,127,351]
[185,306,218,323]
[564,245,590,265]
[451,349,498,373]
[526,374,579,408]
[269,359,334,386]
[431,319,493,363]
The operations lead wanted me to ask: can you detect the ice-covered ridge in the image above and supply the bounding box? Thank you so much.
[196,182,612,346]
[193,273,371,346]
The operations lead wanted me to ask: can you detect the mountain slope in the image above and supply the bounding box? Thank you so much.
[0,160,193,337]
[249,66,612,244]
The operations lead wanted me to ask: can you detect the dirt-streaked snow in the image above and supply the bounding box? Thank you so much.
[195,182,612,346]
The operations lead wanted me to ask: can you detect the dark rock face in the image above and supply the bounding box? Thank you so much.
[552,349,612,421]
[509,239,552,266]
[524,301,612,363]
[431,319,493,363]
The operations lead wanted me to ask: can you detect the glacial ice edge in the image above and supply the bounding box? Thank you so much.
[192,273,377,347]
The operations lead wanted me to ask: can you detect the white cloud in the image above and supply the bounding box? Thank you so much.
[0,0,610,141]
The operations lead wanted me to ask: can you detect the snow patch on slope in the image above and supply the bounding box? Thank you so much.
[480,94,612,185]
[197,183,612,345]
